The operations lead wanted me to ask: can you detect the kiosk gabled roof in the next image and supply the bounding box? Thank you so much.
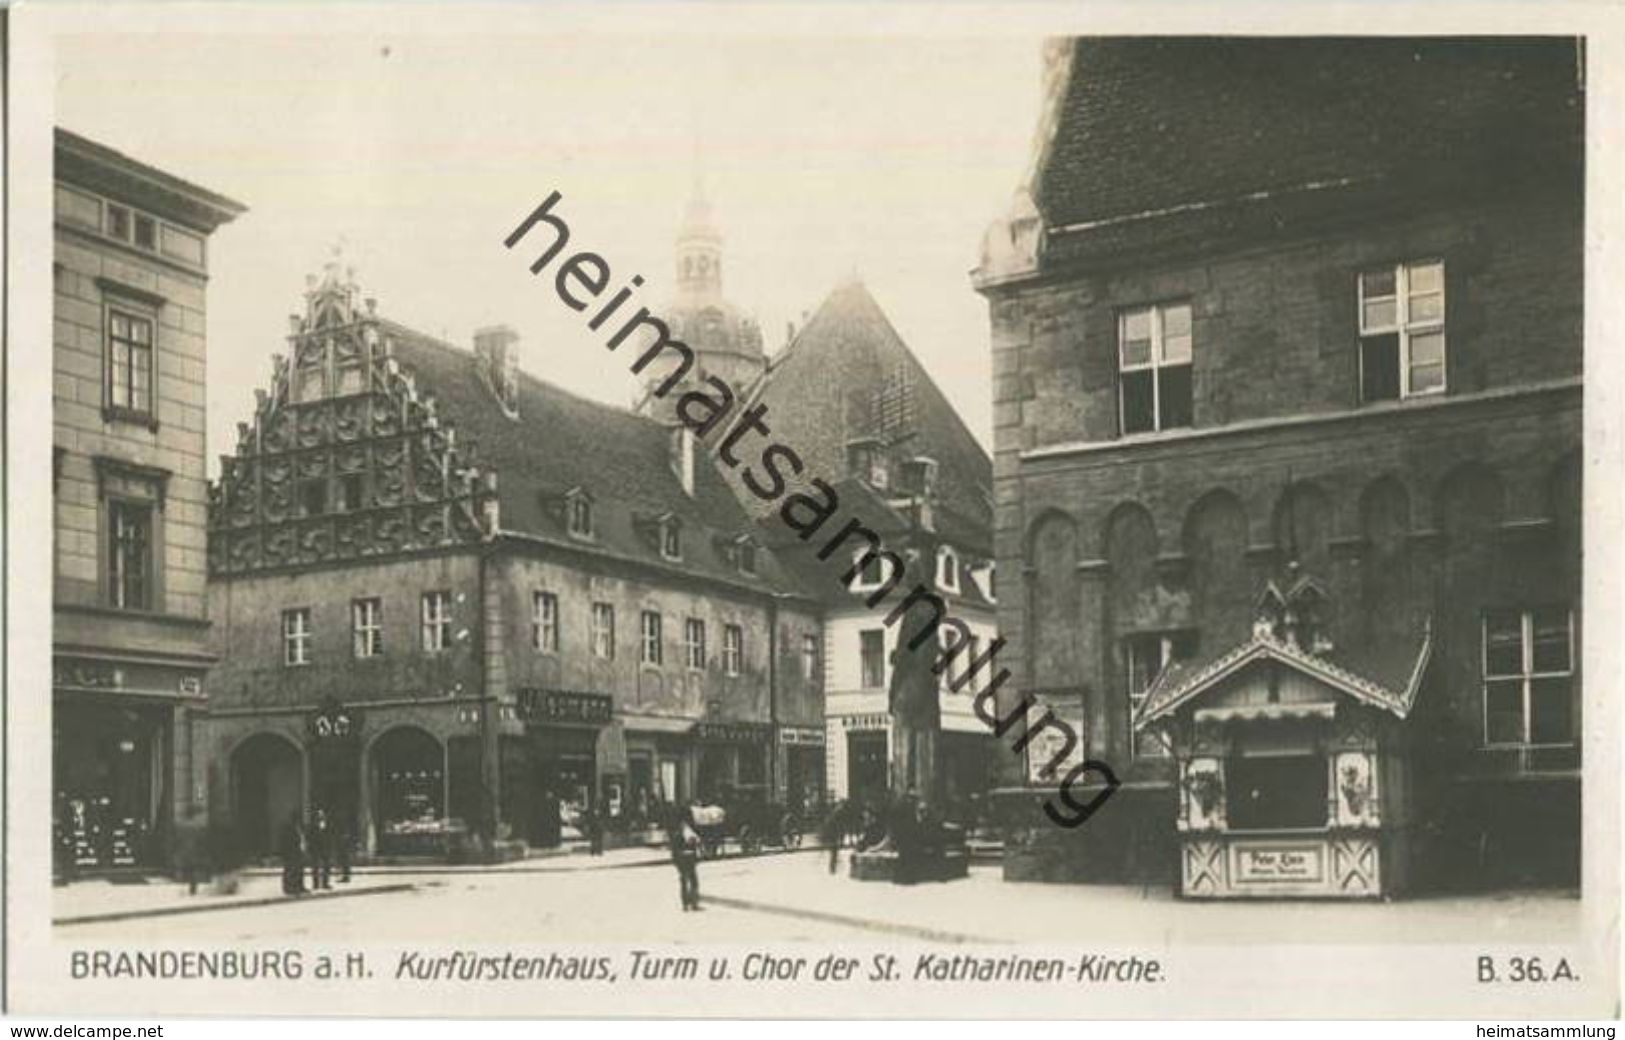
[1133,621,1433,729]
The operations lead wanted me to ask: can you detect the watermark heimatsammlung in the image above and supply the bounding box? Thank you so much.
[502,191,1120,827]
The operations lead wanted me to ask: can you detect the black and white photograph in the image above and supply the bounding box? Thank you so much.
[3,3,1620,1025]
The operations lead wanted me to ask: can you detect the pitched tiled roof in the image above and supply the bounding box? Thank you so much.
[1039,37,1582,251]
[1134,621,1433,727]
[747,279,993,540]
[382,324,805,597]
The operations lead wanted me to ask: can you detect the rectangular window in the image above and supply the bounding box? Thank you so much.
[299,478,328,517]
[1483,607,1574,747]
[860,629,886,689]
[533,592,559,653]
[684,617,707,669]
[1125,632,1195,757]
[1226,754,1328,830]
[591,602,615,660]
[641,610,664,666]
[568,496,594,539]
[723,625,744,676]
[662,523,682,560]
[337,474,365,512]
[352,597,383,658]
[1359,259,1445,402]
[421,591,452,653]
[283,607,312,667]
[105,203,131,242]
[107,499,152,610]
[802,634,820,681]
[133,214,157,251]
[1118,301,1193,435]
[107,309,155,417]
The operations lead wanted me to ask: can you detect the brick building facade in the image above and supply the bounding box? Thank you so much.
[52,129,246,871]
[974,39,1582,894]
[203,263,821,859]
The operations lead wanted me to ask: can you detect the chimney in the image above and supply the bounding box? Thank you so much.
[473,324,520,415]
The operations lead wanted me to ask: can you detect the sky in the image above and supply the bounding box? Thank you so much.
[53,28,1046,474]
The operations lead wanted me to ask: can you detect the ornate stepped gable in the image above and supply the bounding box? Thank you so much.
[207,263,497,576]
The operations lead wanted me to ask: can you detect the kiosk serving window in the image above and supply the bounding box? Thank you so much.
[1226,754,1327,831]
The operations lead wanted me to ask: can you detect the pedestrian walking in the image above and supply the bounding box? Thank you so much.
[588,795,606,857]
[668,807,702,911]
[278,811,307,896]
[819,800,849,875]
[308,807,334,890]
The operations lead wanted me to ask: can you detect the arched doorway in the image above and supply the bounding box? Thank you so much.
[232,733,304,860]
[370,726,445,855]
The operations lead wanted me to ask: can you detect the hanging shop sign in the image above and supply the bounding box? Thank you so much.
[518,688,614,726]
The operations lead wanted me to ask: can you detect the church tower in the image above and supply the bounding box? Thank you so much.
[635,179,765,420]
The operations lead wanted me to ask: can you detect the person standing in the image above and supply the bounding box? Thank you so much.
[668,807,701,911]
[308,808,333,891]
[174,805,208,896]
[819,800,848,875]
[335,813,353,884]
[278,811,307,896]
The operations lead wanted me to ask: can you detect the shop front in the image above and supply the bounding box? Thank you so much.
[1135,617,1428,900]
[53,656,204,873]
[370,725,448,856]
[307,698,361,848]
[694,720,773,804]
[841,714,890,807]
[519,688,613,846]
[622,714,696,829]
[777,725,826,811]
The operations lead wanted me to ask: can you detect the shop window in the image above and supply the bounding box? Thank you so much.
[421,590,452,653]
[591,602,615,659]
[802,633,820,681]
[859,629,886,689]
[1125,631,1195,757]
[641,610,664,666]
[352,597,383,658]
[106,308,156,421]
[107,499,153,610]
[1359,259,1445,403]
[1483,607,1575,747]
[1118,301,1193,435]
[684,617,707,669]
[283,607,313,666]
[1226,754,1328,831]
[723,625,744,676]
[533,592,559,653]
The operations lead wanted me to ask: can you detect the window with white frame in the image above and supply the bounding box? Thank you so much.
[1359,259,1445,402]
[1483,607,1574,747]
[283,607,312,666]
[533,591,559,653]
[107,309,156,419]
[859,629,886,689]
[107,499,153,610]
[641,610,664,666]
[936,546,960,593]
[421,590,452,653]
[802,633,820,681]
[352,597,383,658]
[722,624,744,676]
[1125,631,1195,757]
[684,617,707,669]
[591,602,615,659]
[1118,301,1193,435]
[849,550,893,593]
[567,493,594,539]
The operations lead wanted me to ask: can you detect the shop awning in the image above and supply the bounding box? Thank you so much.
[1193,702,1337,723]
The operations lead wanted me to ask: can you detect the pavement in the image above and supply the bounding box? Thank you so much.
[52,872,420,926]
[52,846,1582,945]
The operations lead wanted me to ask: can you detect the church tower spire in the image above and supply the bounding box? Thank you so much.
[676,173,724,303]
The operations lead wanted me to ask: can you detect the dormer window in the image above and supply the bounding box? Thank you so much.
[850,549,890,593]
[901,457,938,499]
[661,517,682,560]
[736,538,758,576]
[936,546,960,593]
[847,439,889,491]
[566,489,594,539]
[971,561,997,603]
